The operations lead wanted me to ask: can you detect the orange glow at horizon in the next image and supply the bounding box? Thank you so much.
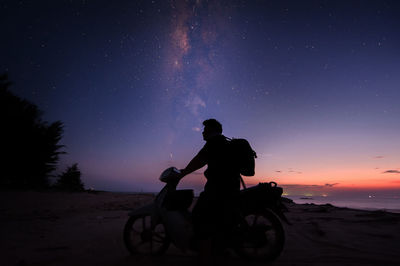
[247,133,400,190]
[247,167,400,189]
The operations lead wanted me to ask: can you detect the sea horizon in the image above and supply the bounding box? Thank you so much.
[113,190,400,213]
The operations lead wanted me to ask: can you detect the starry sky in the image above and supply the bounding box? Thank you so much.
[1,0,400,196]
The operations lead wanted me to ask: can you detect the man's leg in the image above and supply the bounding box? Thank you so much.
[192,192,217,265]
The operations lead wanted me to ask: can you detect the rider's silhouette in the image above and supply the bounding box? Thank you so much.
[178,119,241,262]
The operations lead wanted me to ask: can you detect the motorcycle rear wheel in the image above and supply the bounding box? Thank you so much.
[123,214,170,255]
[235,209,285,261]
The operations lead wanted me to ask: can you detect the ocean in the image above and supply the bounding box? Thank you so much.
[120,188,400,213]
[287,195,400,213]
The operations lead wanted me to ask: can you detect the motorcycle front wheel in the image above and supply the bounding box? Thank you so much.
[235,209,285,261]
[123,214,170,255]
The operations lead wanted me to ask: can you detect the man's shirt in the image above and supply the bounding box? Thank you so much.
[196,134,241,194]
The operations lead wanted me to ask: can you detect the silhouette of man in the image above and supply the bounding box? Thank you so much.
[178,119,241,263]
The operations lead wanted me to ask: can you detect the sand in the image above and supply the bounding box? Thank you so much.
[1,191,400,266]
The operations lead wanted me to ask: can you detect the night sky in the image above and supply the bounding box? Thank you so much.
[1,0,400,196]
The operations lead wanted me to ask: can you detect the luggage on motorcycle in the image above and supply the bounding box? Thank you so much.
[239,182,283,213]
[163,189,194,211]
[228,138,257,176]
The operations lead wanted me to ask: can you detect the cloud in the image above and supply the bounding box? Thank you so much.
[383,170,400,174]
[192,127,201,132]
[275,169,302,174]
[373,156,384,159]
[282,183,340,190]
[288,169,302,174]
[282,184,325,189]
[324,183,339,187]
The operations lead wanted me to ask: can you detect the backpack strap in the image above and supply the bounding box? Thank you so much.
[240,175,246,189]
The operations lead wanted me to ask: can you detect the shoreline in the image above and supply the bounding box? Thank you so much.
[294,202,400,214]
[106,190,400,214]
[287,197,400,214]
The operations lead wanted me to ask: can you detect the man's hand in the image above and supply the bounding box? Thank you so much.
[178,169,187,179]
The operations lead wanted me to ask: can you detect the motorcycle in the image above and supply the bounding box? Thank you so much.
[123,167,288,261]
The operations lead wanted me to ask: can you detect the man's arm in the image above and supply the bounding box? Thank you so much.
[180,152,206,177]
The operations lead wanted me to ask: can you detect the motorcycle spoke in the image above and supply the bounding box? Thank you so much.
[242,243,256,248]
[132,223,144,233]
[130,227,140,234]
[142,217,146,230]
[124,215,171,256]
[154,236,166,242]
[150,237,153,254]
[253,247,259,255]
[262,225,273,231]
[252,215,259,227]
[153,233,166,240]
[136,240,148,246]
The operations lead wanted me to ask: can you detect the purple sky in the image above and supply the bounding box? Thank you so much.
[1,0,400,195]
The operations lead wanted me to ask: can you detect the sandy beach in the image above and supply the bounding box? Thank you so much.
[1,191,400,266]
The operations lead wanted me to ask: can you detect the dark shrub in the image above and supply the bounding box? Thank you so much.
[55,163,84,191]
[0,74,64,189]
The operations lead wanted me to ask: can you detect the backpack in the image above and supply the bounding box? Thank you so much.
[228,138,257,176]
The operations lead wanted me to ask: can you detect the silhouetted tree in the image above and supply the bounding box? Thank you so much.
[0,74,65,189]
[55,163,84,191]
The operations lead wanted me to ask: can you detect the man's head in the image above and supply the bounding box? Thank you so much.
[202,119,222,141]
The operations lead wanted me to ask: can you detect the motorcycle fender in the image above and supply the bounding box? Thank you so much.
[127,203,155,217]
